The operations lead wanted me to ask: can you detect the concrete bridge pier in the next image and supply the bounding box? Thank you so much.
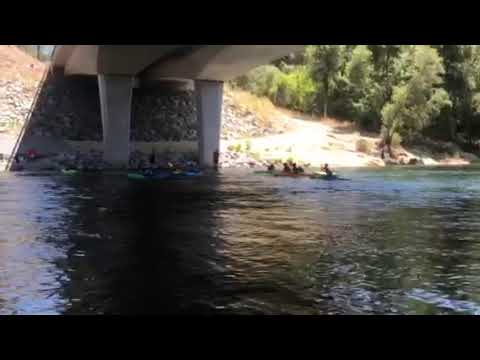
[195,80,224,168]
[98,74,134,168]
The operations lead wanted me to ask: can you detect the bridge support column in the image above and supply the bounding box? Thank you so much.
[98,75,134,169]
[195,80,224,168]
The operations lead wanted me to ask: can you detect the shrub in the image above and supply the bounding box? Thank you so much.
[233,65,316,113]
[356,139,372,154]
[391,132,402,148]
[250,152,262,161]
[245,140,252,152]
[234,65,284,99]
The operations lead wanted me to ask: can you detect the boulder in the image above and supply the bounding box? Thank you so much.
[385,159,399,166]
[462,152,478,162]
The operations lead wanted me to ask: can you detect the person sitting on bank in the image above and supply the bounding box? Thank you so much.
[283,163,292,173]
[267,164,276,172]
[322,163,333,177]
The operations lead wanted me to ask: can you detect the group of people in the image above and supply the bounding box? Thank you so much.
[283,162,305,174]
[267,161,334,177]
[140,149,199,176]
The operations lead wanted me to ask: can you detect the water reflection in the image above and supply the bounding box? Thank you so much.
[1,167,480,314]
[0,175,70,314]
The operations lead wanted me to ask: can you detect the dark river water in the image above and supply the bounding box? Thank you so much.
[1,166,480,315]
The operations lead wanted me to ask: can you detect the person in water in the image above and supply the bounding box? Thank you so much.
[322,163,333,177]
[213,150,220,171]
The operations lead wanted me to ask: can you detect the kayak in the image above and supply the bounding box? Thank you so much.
[254,170,347,181]
[273,172,310,178]
[310,173,349,181]
[254,170,309,177]
[128,169,203,181]
[61,169,79,175]
[310,174,339,180]
[253,171,275,176]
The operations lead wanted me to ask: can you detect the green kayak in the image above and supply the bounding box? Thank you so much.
[254,170,309,178]
[310,173,349,181]
[127,173,148,180]
[128,169,203,181]
[255,170,347,181]
[253,171,275,176]
[61,169,79,175]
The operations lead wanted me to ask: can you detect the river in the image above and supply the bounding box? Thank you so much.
[1,166,480,315]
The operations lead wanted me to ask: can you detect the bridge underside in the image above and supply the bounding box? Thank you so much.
[52,45,305,168]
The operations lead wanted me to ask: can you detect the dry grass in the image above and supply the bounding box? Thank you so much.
[225,85,279,126]
[0,45,46,84]
[356,139,372,154]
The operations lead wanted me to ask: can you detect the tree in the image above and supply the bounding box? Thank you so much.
[305,45,346,118]
[381,46,451,155]
[365,45,403,130]
[345,45,376,127]
[432,45,480,142]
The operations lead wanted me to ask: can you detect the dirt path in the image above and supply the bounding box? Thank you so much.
[221,117,385,168]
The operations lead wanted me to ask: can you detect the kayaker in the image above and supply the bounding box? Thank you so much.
[149,149,156,166]
[143,168,153,176]
[213,150,220,170]
[322,163,333,177]
[27,148,38,160]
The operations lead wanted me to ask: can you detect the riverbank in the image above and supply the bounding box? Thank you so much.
[2,101,478,172]
[219,111,478,169]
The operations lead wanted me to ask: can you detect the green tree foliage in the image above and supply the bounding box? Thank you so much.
[233,65,284,99]
[232,44,480,150]
[434,45,480,143]
[276,66,317,111]
[305,45,347,117]
[344,45,377,127]
[381,46,451,148]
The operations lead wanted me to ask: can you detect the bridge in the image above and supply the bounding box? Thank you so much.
[51,45,305,168]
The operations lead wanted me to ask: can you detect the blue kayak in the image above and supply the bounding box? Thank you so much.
[128,169,203,181]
